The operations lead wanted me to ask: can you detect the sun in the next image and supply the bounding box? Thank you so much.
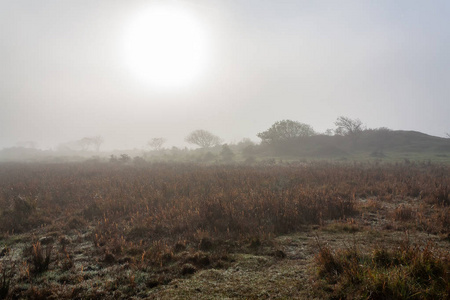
[122,4,209,90]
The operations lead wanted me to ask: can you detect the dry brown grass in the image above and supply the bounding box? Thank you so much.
[315,240,450,299]
[0,161,448,298]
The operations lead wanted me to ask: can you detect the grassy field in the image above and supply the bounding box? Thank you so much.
[0,161,449,299]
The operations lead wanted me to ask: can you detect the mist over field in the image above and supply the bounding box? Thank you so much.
[1,2,450,298]
[1,0,450,151]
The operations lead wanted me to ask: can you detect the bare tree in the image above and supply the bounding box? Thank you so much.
[446,133,450,138]
[148,137,166,151]
[185,130,222,148]
[334,116,364,136]
[91,136,104,152]
[334,116,365,147]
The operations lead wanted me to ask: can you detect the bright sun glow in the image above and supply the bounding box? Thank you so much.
[122,5,209,90]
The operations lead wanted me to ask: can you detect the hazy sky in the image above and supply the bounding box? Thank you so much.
[1,0,450,150]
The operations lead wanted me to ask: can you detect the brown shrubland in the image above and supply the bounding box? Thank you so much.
[0,161,448,298]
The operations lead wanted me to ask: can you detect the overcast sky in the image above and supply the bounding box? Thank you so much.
[1,0,450,150]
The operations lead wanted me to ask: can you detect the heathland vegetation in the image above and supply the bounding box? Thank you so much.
[0,117,449,298]
[0,161,449,298]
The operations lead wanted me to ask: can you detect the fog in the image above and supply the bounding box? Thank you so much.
[1,0,450,150]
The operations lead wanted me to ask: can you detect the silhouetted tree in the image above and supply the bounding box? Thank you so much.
[257,120,315,144]
[148,137,166,151]
[334,116,364,136]
[237,138,257,158]
[185,130,222,148]
[91,136,104,152]
[334,116,364,147]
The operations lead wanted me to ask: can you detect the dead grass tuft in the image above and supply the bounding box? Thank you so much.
[30,242,52,275]
[315,241,450,299]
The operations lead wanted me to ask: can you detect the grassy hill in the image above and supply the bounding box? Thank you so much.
[260,130,450,163]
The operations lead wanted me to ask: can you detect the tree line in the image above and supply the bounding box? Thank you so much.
[10,116,397,153]
[170,116,366,150]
